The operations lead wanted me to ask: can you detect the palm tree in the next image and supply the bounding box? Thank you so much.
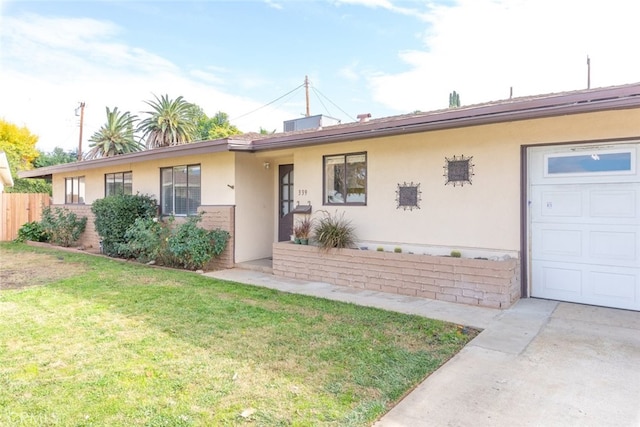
[85,107,142,160]
[137,94,197,148]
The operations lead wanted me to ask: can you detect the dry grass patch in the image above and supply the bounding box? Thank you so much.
[0,250,88,290]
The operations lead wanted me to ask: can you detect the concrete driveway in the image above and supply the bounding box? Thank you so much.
[375,300,640,427]
[205,268,640,427]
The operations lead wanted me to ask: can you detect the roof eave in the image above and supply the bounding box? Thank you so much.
[250,94,640,151]
[19,139,231,179]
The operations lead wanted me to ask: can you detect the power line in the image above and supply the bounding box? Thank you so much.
[311,86,332,117]
[309,84,356,122]
[231,82,305,121]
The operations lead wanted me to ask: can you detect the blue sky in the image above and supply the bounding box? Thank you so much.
[1,0,639,152]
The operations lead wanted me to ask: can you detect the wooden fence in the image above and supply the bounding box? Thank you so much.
[0,193,51,241]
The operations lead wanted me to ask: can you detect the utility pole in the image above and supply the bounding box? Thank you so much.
[587,56,591,89]
[76,102,85,161]
[304,75,310,117]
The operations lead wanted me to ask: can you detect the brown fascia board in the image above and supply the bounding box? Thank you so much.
[19,139,231,179]
[20,83,640,178]
[242,83,640,152]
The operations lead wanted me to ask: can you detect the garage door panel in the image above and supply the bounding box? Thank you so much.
[590,190,637,218]
[533,226,582,258]
[588,270,637,300]
[590,230,637,262]
[532,262,582,299]
[540,191,582,217]
[532,184,640,225]
[533,262,640,309]
[533,223,639,267]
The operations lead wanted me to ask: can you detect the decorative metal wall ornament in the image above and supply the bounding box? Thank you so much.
[396,182,421,210]
[443,155,475,186]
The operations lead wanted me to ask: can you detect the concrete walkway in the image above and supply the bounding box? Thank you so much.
[205,268,640,427]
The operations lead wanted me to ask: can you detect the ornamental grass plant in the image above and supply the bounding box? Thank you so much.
[313,210,356,249]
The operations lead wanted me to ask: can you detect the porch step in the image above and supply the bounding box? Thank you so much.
[234,258,273,274]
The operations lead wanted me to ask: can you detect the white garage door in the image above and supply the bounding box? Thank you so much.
[529,143,640,311]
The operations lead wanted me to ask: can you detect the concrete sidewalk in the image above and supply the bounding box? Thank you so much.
[205,268,640,427]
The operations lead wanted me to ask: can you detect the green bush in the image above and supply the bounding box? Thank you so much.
[91,193,157,256]
[450,250,462,258]
[166,215,230,270]
[116,214,230,270]
[15,221,48,243]
[117,217,167,263]
[313,210,356,250]
[40,206,87,247]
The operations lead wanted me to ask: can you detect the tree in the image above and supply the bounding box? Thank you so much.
[192,107,242,141]
[449,91,461,108]
[35,147,77,168]
[138,94,197,148]
[208,111,241,139]
[259,127,276,135]
[0,119,39,175]
[0,119,50,193]
[85,107,142,160]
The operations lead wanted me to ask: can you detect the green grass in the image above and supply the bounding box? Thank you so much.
[0,243,477,426]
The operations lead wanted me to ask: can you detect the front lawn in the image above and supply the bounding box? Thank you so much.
[0,243,476,426]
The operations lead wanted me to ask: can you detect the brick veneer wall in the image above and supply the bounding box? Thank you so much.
[55,204,235,270]
[52,204,100,250]
[198,205,235,270]
[273,242,521,308]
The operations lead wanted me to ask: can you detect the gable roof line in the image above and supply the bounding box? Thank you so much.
[19,82,640,178]
[242,83,640,151]
[19,138,230,178]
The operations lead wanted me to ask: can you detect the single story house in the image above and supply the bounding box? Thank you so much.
[21,83,640,311]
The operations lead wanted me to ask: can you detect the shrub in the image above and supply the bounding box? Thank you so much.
[450,250,462,258]
[394,247,402,253]
[313,210,356,250]
[91,193,157,256]
[166,215,230,270]
[15,221,48,243]
[117,217,167,263]
[40,206,87,247]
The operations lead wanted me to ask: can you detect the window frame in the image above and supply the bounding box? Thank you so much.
[160,164,201,216]
[64,176,85,204]
[543,148,635,177]
[104,171,133,197]
[323,152,367,206]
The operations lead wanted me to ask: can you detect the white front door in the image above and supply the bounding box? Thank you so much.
[529,143,640,311]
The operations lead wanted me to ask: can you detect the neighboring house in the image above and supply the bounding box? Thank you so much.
[20,83,640,311]
[0,151,13,193]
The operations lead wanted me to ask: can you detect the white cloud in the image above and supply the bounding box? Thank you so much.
[264,0,284,10]
[333,0,432,20]
[338,61,361,81]
[367,0,640,112]
[0,14,293,152]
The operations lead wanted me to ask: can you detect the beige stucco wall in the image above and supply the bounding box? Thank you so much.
[233,153,276,263]
[291,108,640,253]
[51,152,237,206]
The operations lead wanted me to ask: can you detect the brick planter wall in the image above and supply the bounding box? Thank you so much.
[273,242,521,308]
